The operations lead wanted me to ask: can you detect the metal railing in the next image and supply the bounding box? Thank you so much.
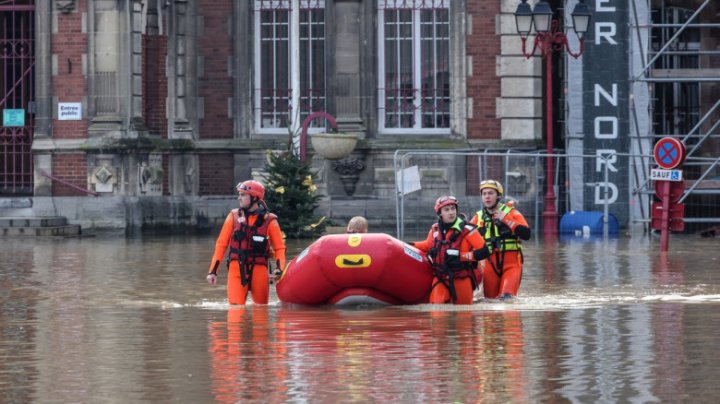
[393,149,720,240]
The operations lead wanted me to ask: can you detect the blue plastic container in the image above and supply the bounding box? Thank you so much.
[559,211,619,236]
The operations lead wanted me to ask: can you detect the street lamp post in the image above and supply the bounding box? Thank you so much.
[514,0,591,238]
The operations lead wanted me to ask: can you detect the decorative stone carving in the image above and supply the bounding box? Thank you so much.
[94,166,113,184]
[56,0,75,14]
[331,157,365,196]
[139,154,164,195]
[90,163,117,193]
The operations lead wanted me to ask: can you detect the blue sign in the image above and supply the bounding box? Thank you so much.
[3,109,25,127]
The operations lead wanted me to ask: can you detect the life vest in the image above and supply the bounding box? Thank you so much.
[427,218,478,277]
[228,208,277,267]
[475,203,522,252]
[426,218,480,302]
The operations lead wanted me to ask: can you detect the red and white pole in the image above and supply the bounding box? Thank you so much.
[659,181,671,252]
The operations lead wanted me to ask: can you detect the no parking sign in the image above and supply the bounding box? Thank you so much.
[652,137,686,252]
[653,137,685,169]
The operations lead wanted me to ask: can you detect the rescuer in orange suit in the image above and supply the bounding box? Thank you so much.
[412,196,490,304]
[470,180,531,299]
[206,180,286,304]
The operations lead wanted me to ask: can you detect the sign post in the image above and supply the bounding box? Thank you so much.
[652,137,686,252]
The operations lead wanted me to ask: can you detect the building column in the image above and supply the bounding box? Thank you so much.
[167,0,197,195]
[33,0,53,196]
[497,0,542,141]
[167,0,194,138]
[233,1,252,137]
[129,0,144,129]
[330,0,365,136]
[86,0,126,137]
[449,0,467,138]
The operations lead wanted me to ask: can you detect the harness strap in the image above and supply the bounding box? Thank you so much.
[431,266,457,303]
[228,250,254,287]
[240,261,252,288]
[486,249,504,278]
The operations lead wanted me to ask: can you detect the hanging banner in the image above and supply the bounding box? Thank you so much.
[582,0,630,225]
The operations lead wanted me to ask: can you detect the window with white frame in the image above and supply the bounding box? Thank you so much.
[254,0,326,132]
[378,0,450,133]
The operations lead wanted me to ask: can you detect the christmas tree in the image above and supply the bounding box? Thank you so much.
[263,151,328,238]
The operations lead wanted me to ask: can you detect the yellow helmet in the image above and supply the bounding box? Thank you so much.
[480,179,503,197]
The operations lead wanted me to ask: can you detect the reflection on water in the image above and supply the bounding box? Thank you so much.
[1,234,720,402]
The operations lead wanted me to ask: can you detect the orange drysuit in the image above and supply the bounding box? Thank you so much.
[208,209,286,304]
[414,218,488,304]
[470,204,530,299]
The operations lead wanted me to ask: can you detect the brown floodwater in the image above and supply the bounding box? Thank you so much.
[1,232,719,402]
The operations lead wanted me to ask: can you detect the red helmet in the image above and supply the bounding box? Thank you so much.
[236,180,265,200]
[434,195,458,215]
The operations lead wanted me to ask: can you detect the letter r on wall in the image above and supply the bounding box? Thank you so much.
[596,149,618,172]
[595,22,618,45]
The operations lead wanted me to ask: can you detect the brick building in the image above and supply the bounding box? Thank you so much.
[1,0,718,233]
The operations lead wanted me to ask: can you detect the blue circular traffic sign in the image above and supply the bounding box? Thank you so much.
[653,137,685,169]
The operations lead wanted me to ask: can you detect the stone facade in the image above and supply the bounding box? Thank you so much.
[22,0,545,232]
[3,0,717,234]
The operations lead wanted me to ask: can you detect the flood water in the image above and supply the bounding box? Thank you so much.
[1,232,720,402]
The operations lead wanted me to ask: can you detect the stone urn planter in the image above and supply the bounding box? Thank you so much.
[310,132,358,160]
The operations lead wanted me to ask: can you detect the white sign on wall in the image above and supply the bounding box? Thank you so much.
[650,169,683,181]
[58,102,83,120]
[396,165,421,195]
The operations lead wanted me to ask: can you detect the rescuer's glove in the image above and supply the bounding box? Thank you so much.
[473,246,491,261]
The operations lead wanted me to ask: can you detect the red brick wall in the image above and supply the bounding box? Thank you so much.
[466,158,480,196]
[198,154,234,195]
[52,1,88,140]
[52,154,88,196]
[198,1,234,139]
[466,1,501,140]
[142,34,169,138]
[466,156,506,196]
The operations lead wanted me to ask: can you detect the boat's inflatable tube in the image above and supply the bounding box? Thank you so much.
[277,233,433,305]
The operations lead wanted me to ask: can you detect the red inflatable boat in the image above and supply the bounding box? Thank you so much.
[276,233,433,305]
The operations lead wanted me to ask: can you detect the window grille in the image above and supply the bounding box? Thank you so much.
[254,0,326,132]
[378,0,450,133]
[1,2,35,195]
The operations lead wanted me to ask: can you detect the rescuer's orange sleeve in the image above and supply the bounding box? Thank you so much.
[500,208,529,232]
[412,227,435,253]
[460,228,486,261]
[267,219,286,270]
[208,212,234,274]
[468,214,477,226]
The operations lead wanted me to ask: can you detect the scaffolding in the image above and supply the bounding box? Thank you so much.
[630,0,720,233]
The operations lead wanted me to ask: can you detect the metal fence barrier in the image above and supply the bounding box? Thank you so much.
[393,149,719,240]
